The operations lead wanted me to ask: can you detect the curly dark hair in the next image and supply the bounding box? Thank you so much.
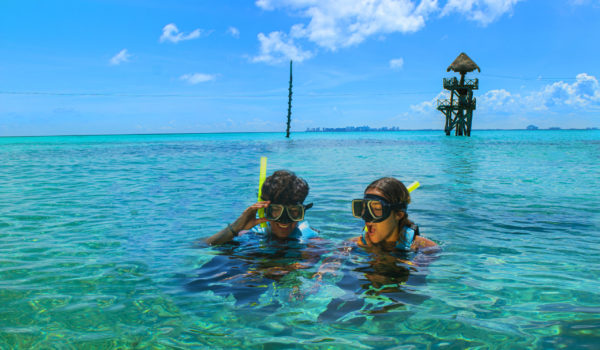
[260,170,309,204]
[365,177,412,228]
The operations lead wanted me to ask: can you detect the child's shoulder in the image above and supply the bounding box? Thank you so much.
[412,235,438,249]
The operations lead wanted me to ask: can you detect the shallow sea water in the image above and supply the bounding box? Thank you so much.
[0,130,599,349]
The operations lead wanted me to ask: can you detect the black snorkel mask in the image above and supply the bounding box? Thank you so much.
[265,203,313,223]
[352,194,406,223]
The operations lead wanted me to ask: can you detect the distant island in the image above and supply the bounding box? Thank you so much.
[306,125,598,132]
[306,126,403,132]
[526,125,598,131]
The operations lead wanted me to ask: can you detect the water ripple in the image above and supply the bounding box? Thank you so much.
[0,131,599,347]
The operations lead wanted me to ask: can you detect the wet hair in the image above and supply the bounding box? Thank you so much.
[260,170,309,205]
[365,177,412,228]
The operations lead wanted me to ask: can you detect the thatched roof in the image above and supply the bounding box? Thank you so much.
[446,52,480,74]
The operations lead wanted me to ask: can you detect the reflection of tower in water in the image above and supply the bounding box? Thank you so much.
[437,53,480,136]
[441,137,479,187]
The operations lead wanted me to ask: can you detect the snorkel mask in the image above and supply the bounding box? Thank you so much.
[352,194,406,223]
[265,203,313,223]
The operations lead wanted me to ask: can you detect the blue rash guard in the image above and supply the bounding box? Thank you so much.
[361,226,417,251]
[242,220,319,243]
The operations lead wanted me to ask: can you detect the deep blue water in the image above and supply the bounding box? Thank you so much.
[0,130,598,348]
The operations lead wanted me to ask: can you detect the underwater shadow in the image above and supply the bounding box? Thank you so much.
[317,248,435,324]
[185,233,328,308]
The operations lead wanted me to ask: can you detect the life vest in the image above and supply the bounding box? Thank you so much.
[248,220,318,243]
[361,224,420,251]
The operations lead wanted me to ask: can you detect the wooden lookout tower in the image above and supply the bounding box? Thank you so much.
[437,53,480,136]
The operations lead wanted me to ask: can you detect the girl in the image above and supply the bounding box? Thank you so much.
[352,177,437,251]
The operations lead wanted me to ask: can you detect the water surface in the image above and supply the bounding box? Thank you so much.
[0,130,598,348]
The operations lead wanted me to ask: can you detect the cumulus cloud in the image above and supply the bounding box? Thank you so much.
[534,73,600,109]
[410,91,448,114]
[255,0,275,10]
[180,73,217,84]
[441,0,521,26]
[255,0,519,53]
[258,0,436,51]
[390,57,404,69]
[160,23,201,43]
[252,31,313,64]
[411,73,600,117]
[477,74,600,113]
[109,49,131,65]
[476,88,536,115]
[227,26,240,38]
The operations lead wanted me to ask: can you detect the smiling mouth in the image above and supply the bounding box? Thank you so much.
[275,222,290,229]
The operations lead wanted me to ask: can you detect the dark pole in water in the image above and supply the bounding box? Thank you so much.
[286,60,293,138]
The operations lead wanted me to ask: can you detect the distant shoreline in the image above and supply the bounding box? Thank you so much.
[306,126,598,132]
[1,128,598,138]
[305,128,598,132]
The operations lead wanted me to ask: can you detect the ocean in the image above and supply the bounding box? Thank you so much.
[0,130,598,348]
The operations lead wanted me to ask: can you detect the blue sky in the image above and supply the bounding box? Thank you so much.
[1,0,599,136]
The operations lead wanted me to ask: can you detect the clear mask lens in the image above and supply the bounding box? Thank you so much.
[368,201,384,217]
[265,204,305,222]
[286,205,304,221]
[352,200,366,218]
[352,196,398,223]
[266,204,284,220]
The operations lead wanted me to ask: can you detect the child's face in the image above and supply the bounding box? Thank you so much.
[363,188,402,244]
[269,220,298,239]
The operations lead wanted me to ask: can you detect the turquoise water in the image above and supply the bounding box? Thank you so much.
[1,130,599,348]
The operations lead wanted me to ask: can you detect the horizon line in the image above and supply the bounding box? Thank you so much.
[1,128,598,138]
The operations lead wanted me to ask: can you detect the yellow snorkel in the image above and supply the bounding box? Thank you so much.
[257,157,268,228]
[407,181,420,193]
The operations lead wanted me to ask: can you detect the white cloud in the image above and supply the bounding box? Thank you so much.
[478,88,532,113]
[478,74,600,113]
[252,31,313,64]
[180,73,217,84]
[410,91,448,114]
[227,26,240,38]
[389,57,404,69]
[441,0,522,26]
[411,73,600,118]
[259,0,436,51]
[109,49,131,65]
[534,73,600,109]
[255,0,276,10]
[255,1,520,53]
[160,23,201,43]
